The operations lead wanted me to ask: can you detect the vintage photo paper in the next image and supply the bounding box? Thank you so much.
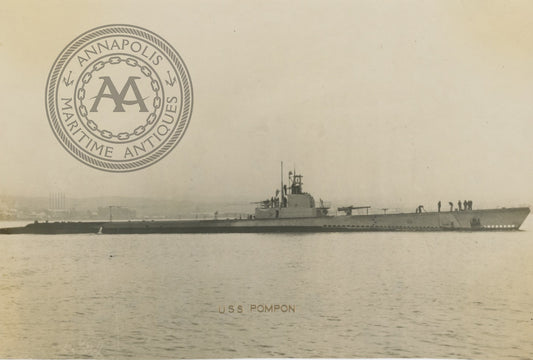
[0,1,532,359]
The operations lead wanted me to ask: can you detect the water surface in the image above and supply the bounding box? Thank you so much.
[0,218,532,359]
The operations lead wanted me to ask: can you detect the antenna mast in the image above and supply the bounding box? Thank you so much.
[280,161,283,209]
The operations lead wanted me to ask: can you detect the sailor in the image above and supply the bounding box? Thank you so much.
[438,201,441,213]
[469,200,473,210]
[449,202,453,212]
[458,200,462,211]
[418,205,424,213]
[464,200,468,211]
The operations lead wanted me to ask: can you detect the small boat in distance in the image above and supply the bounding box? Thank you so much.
[0,164,530,234]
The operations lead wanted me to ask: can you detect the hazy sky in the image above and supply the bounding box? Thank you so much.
[1,0,532,210]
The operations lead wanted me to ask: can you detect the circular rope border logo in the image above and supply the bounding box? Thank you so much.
[46,24,193,172]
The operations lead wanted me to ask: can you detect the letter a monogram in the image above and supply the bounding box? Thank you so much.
[90,76,148,112]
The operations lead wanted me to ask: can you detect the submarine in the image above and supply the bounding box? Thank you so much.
[0,164,530,234]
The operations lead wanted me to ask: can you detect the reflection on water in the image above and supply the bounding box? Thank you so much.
[0,217,532,359]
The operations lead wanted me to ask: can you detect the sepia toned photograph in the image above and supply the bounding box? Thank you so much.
[0,1,532,359]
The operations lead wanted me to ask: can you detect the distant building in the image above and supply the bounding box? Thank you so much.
[97,206,136,220]
[0,199,17,220]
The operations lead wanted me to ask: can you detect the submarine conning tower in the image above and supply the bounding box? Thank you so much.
[254,165,329,219]
[286,172,314,208]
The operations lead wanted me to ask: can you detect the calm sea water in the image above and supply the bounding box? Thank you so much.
[0,217,532,359]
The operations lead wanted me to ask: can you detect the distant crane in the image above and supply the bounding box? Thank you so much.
[108,205,122,222]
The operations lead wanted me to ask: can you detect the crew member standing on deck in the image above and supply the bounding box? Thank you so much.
[449,202,453,212]
[464,200,468,211]
[438,201,441,213]
[458,200,462,211]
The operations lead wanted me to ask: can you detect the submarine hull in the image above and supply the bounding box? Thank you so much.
[0,207,529,234]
